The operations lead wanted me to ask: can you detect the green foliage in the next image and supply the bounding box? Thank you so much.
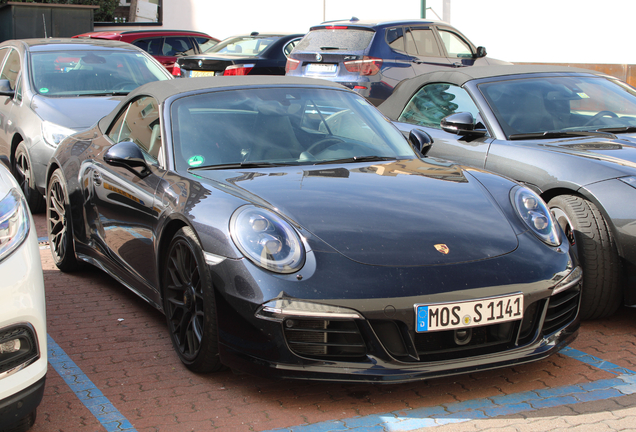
[0,0,120,22]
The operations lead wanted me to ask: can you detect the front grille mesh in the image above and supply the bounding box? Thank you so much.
[542,287,580,335]
[284,319,366,359]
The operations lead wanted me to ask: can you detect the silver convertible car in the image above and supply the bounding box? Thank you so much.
[0,38,172,213]
[46,76,582,382]
[379,65,636,320]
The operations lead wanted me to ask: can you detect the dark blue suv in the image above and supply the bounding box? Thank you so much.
[286,18,509,105]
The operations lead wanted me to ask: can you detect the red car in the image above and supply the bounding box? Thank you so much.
[73,29,219,74]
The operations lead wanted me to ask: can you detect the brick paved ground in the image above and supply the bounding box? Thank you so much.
[29,213,636,432]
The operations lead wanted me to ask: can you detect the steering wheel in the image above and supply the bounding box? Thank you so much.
[584,110,618,126]
[306,137,345,156]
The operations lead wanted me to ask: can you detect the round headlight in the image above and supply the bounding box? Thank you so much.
[512,187,561,247]
[230,206,305,274]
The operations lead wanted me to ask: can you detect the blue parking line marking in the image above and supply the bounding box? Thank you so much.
[47,335,137,432]
[264,347,636,432]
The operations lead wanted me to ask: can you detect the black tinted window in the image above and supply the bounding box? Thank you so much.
[294,29,374,52]
[386,27,404,52]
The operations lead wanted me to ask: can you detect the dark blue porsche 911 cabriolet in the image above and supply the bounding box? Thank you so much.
[46,76,582,382]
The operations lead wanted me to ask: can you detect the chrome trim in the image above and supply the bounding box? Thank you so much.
[204,251,226,265]
[552,266,583,295]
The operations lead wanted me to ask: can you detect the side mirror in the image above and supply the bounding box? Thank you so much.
[409,128,433,156]
[441,112,487,137]
[104,141,150,177]
[0,79,15,97]
[476,46,487,58]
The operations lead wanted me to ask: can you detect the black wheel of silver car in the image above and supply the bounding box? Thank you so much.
[548,195,622,319]
[163,226,222,373]
[13,142,45,213]
[47,169,81,272]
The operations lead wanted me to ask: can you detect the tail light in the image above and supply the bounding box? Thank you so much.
[223,64,255,76]
[343,56,382,76]
[285,58,300,73]
[171,62,182,77]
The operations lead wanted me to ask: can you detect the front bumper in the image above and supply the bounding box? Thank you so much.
[210,231,582,382]
[0,376,45,429]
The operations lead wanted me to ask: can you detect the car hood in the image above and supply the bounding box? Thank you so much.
[197,159,520,267]
[537,135,636,170]
[31,95,125,130]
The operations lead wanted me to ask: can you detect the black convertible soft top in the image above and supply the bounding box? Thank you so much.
[378,64,609,120]
[98,76,349,132]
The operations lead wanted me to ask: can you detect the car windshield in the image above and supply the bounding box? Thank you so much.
[479,75,636,138]
[171,87,416,172]
[30,49,169,96]
[294,29,374,52]
[204,36,280,56]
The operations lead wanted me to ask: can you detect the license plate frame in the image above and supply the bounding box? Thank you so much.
[415,293,524,333]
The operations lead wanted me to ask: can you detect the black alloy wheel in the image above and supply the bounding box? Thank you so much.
[163,226,222,373]
[548,194,622,319]
[46,169,81,272]
[13,142,45,213]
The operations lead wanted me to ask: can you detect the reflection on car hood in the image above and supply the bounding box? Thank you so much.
[198,158,519,267]
[31,95,125,130]
[539,136,636,169]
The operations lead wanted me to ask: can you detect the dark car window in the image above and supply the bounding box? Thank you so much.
[294,29,374,52]
[406,28,441,57]
[1,49,21,90]
[171,87,414,171]
[438,29,473,58]
[30,49,169,96]
[206,36,279,56]
[398,83,480,128]
[283,38,301,57]
[480,76,636,136]
[386,27,405,52]
[164,36,196,57]
[132,38,163,56]
[108,96,162,163]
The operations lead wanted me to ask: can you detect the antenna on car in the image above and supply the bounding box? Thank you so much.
[250,31,260,36]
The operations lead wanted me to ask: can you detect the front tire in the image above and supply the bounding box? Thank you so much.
[549,195,622,319]
[162,227,222,373]
[13,142,45,213]
[47,169,81,272]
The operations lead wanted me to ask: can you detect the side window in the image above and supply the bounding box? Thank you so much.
[398,83,480,128]
[107,96,162,164]
[133,38,163,56]
[196,37,218,53]
[0,49,21,90]
[437,30,473,59]
[386,27,405,52]
[283,38,301,57]
[164,36,195,56]
[408,28,442,57]
[0,48,9,71]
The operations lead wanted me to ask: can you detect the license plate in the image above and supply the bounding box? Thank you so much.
[307,63,337,74]
[415,293,523,332]
[190,70,217,77]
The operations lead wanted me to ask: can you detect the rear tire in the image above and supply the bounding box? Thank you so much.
[13,142,45,213]
[549,195,622,319]
[163,227,222,373]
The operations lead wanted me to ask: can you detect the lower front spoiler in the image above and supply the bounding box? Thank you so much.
[0,375,45,429]
[219,327,578,384]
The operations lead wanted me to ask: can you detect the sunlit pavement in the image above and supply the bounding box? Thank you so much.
[30,213,636,432]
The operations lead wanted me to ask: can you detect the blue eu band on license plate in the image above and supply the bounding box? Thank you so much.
[415,293,524,332]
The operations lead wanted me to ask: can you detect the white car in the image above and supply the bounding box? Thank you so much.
[0,164,46,432]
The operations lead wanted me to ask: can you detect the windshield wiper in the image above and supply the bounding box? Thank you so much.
[79,91,129,97]
[596,126,636,134]
[508,130,616,140]
[188,161,289,171]
[320,46,345,50]
[313,156,397,165]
